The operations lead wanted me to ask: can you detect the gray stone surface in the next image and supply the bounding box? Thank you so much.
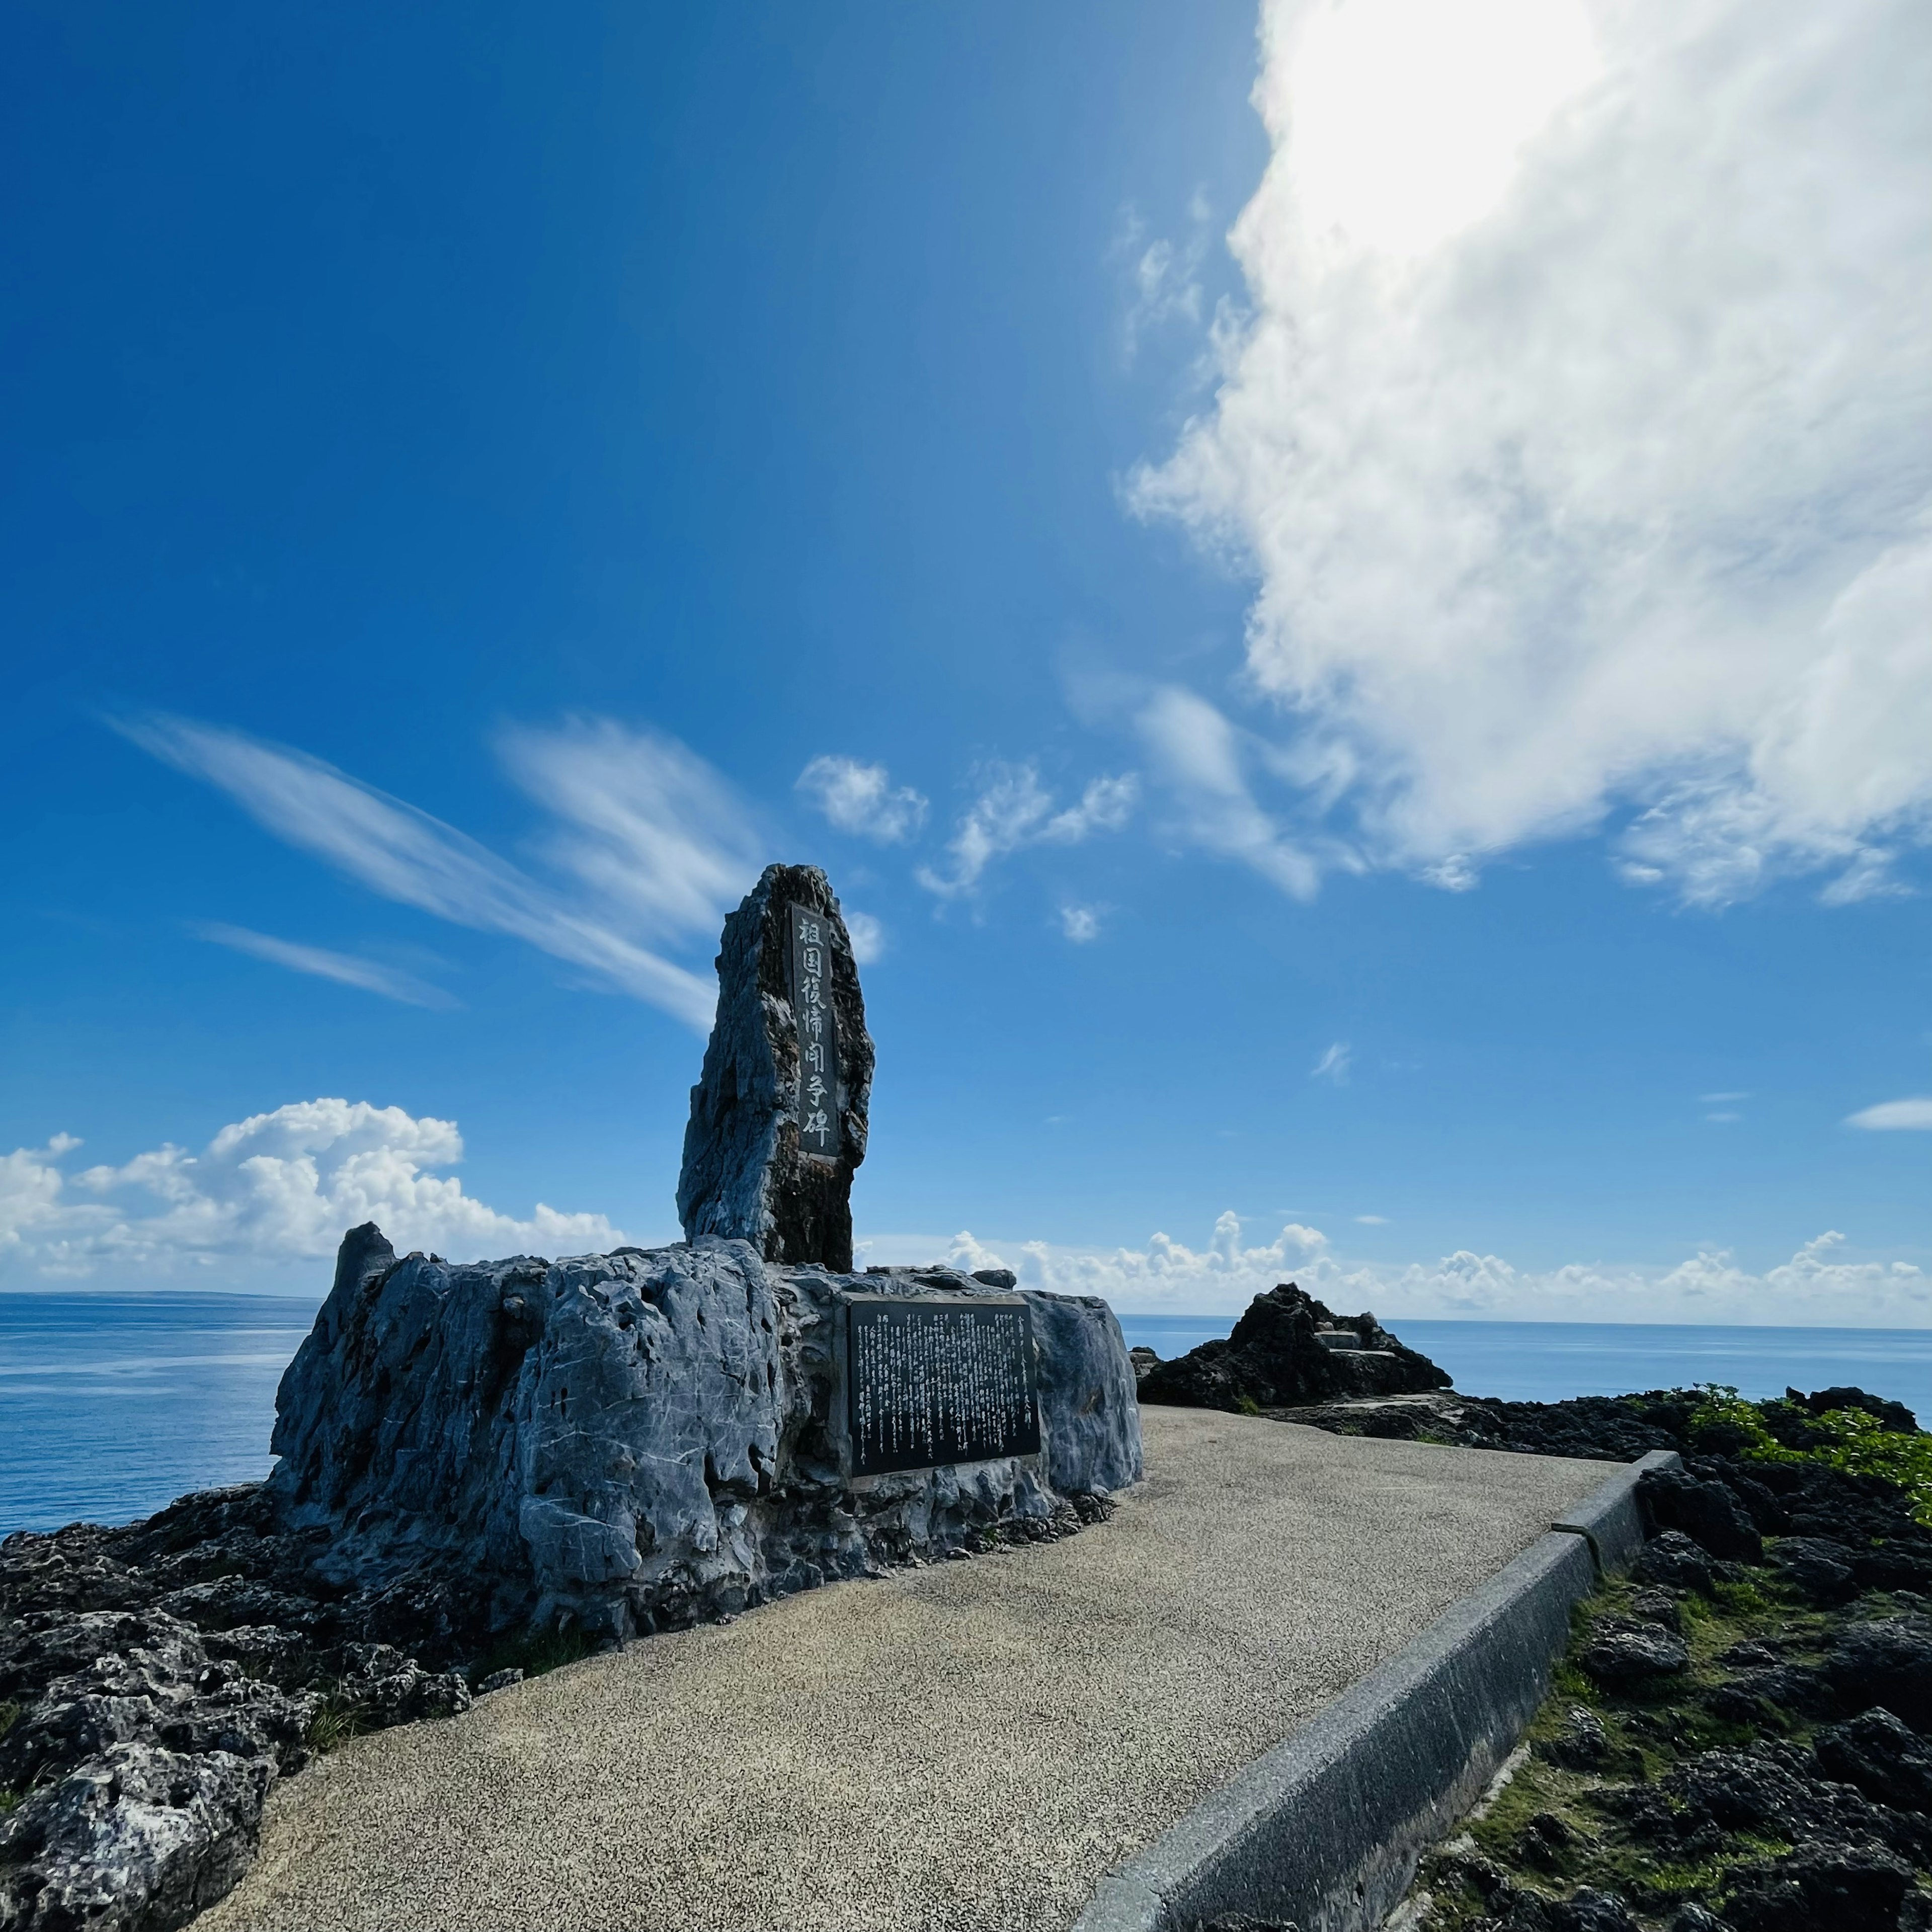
[269,1222,1141,1642]
[0,1606,317,1932]
[1075,1451,1680,1932]
[195,1414,1618,1932]
[676,863,874,1270]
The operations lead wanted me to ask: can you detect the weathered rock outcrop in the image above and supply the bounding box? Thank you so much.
[269,1224,1141,1641]
[1,1224,1140,1930]
[0,1485,477,1932]
[1136,1281,1450,1411]
[676,863,874,1270]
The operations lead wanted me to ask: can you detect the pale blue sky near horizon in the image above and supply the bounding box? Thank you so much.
[4,0,1929,1322]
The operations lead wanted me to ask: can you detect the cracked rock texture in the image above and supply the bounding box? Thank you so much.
[676,862,874,1270]
[271,1224,1141,1641]
[3,1222,1137,1931]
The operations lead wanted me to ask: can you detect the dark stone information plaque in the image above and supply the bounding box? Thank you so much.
[846,1297,1041,1477]
[786,901,840,1162]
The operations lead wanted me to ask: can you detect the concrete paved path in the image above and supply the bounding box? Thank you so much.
[199,1411,1615,1932]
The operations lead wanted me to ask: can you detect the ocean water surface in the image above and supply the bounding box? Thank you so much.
[9,1293,1932,1537]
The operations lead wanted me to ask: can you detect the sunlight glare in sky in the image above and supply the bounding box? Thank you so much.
[1284,0,1601,258]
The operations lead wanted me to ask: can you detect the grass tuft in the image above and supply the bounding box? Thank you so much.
[304,1691,365,1754]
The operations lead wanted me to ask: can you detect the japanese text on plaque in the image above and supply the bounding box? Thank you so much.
[787,902,840,1160]
[846,1300,1041,1477]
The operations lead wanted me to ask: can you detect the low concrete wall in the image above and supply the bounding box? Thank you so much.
[1074,1448,1680,1932]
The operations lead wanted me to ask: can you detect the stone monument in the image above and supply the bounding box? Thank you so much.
[676,862,874,1270]
[261,863,1142,1643]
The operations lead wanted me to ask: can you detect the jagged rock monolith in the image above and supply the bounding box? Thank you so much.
[1136,1282,1451,1410]
[677,863,874,1270]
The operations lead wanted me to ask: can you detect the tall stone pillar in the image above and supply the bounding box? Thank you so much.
[675,863,875,1269]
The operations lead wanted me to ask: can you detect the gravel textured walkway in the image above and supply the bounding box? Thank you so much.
[198,1410,1616,1932]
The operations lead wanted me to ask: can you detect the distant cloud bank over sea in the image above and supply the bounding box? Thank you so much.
[5,1098,1925,1328]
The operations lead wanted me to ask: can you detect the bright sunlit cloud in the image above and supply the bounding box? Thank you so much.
[1133,0,1932,906]
[1,1101,620,1283]
[1279,0,1599,260]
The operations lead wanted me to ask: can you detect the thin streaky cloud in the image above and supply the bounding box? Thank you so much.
[114,713,721,1031]
[1311,1041,1351,1084]
[1354,1214,1388,1225]
[1701,1091,1752,1104]
[195,924,456,1008]
[1846,1098,1932,1131]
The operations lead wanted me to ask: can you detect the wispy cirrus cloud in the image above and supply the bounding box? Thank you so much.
[1310,1041,1351,1084]
[194,923,455,1008]
[916,763,1138,898]
[1111,192,1213,369]
[795,755,929,844]
[1135,686,1329,900]
[115,713,762,1030]
[1847,1099,1932,1132]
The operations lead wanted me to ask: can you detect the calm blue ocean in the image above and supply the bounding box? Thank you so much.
[8,1294,1932,1538]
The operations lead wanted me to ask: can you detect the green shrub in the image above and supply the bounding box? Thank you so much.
[1685,1383,1932,1526]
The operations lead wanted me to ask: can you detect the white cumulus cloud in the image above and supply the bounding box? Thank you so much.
[1132,0,1932,905]
[0,1101,621,1285]
[795,756,929,844]
[884,1216,1929,1326]
[916,764,1139,898]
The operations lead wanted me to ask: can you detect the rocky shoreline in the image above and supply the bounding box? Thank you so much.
[1138,1296,1932,1931]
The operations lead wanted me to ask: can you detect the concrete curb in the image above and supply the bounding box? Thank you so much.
[1072,1448,1681,1932]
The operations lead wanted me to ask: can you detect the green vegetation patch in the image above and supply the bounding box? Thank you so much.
[1687,1385,1932,1525]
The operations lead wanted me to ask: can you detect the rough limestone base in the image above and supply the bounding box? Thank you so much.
[269,1223,1143,1640]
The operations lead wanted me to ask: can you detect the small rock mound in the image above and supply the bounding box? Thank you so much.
[1136,1283,1450,1411]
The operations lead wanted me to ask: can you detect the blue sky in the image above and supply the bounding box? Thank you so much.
[5,0,1929,1321]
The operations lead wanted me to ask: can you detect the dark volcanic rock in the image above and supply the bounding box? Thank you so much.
[1789,1384,1920,1434]
[1815,1708,1932,1813]
[1541,1704,1613,1770]
[1722,1841,1915,1932]
[1136,1282,1449,1411]
[1638,1467,1764,1563]
[1579,1622,1691,1685]
[1770,1536,1858,1605]
[1633,1531,1719,1595]
[675,862,875,1271]
[1825,1618,1932,1733]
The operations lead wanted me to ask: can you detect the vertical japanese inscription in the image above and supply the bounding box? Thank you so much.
[846,1298,1041,1476]
[787,901,840,1161]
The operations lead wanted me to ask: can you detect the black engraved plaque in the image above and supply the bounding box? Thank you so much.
[846,1297,1041,1477]
[786,901,840,1161]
